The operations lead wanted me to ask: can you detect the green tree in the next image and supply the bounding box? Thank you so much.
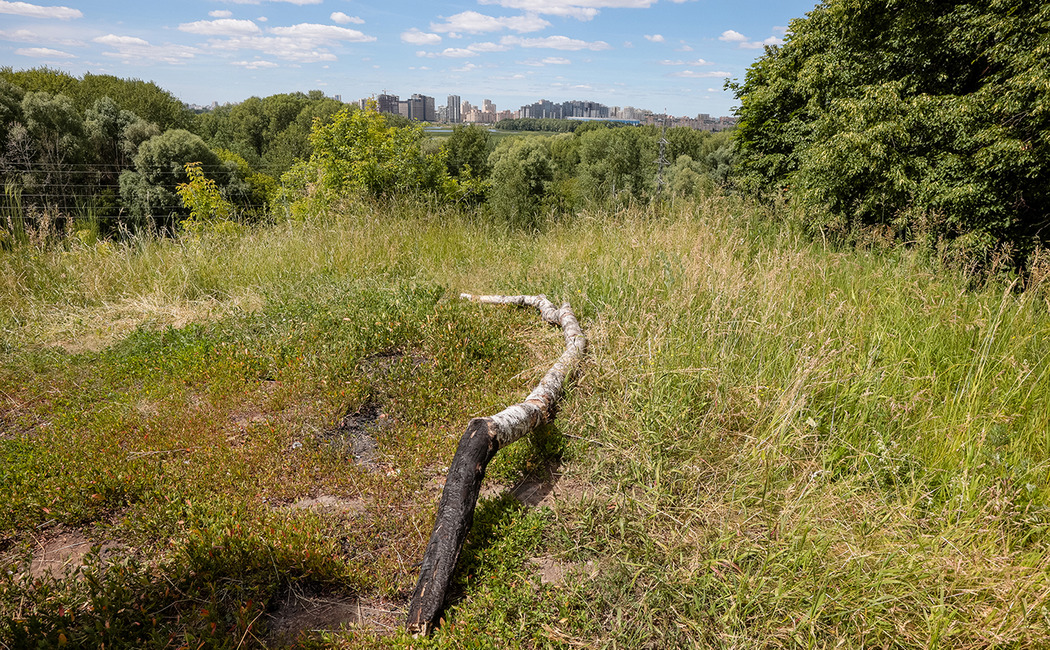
[176,161,235,233]
[0,80,24,158]
[732,0,1050,265]
[442,124,491,180]
[304,106,453,198]
[576,127,656,205]
[486,136,553,227]
[119,129,225,226]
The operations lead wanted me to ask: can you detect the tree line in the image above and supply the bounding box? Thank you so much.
[0,67,349,241]
[7,0,1048,274]
[0,66,733,242]
[281,108,733,229]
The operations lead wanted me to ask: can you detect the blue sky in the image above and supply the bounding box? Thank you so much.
[0,0,816,116]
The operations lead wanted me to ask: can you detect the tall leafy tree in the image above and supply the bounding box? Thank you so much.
[487,136,554,227]
[733,0,1050,264]
[442,124,491,180]
[119,129,225,226]
[301,106,452,198]
[576,126,656,204]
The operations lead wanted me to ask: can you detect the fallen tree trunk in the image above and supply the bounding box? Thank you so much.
[406,294,587,634]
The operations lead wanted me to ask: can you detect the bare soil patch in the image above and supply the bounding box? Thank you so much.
[529,557,604,587]
[476,461,593,507]
[22,526,124,580]
[321,400,386,469]
[283,494,370,515]
[266,588,402,644]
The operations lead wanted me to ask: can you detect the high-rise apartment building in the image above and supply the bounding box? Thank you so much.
[376,93,399,115]
[447,95,461,123]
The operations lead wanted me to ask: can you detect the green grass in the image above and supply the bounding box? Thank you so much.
[2,194,1050,648]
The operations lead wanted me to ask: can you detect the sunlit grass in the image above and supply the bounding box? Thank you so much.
[2,194,1050,647]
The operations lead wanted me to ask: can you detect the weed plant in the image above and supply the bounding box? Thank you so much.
[2,193,1050,647]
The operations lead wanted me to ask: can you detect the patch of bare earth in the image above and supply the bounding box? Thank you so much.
[266,588,402,644]
[20,526,124,581]
[283,494,370,515]
[529,557,605,587]
[320,400,386,469]
[0,392,47,440]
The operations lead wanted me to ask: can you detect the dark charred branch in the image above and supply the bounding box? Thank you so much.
[405,294,586,634]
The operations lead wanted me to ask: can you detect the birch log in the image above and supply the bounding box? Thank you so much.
[406,294,587,634]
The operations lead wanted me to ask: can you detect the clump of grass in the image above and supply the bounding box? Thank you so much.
[3,192,1050,647]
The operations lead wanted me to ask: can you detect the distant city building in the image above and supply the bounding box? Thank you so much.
[518,99,610,120]
[420,94,436,122]
[447,94,461,123]
[376,93,399,115]
[362,91,733,130]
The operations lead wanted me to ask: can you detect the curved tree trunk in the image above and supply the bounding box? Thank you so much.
[406,294,587,634]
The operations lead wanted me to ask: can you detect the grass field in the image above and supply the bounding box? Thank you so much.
[2,194,1050,648]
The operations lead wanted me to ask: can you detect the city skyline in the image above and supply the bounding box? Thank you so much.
[0,0,817,117]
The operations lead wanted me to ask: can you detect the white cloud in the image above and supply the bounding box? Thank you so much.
[719,30,783,49]
[401,28,441,45]
[0,0,80,19]
[330,12,364,25]
[479,0,658,20]
[206,24,376,63]
[452,62,480,72]
[676,41,692,52]
[94,34,201,64]
[0,27,81,46]
[15,46,74,58]
[644,34,664,43]
[209,10,233,18]
[418,47,477,58]
[524,56,571,66]
[501,35,611,51]
[232,59,279,69]
[268,23,374,41]
[179,19,260,36]
[739,35,784,49]
[212,36,338,62]
[430,10,549,34]
[670,69,731,78]
[94,34,150,47]
[467,41,508,52]
[659,58,709,66]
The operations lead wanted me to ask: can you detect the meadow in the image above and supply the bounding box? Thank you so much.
[2,194,1050,648]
